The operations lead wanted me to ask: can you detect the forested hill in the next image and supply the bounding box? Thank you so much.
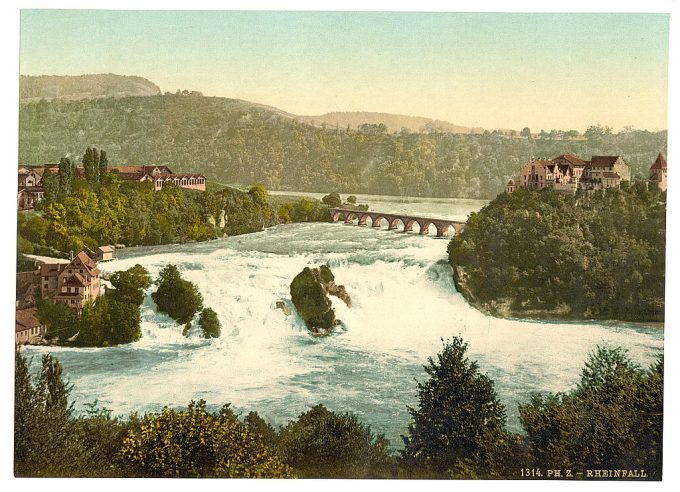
[19,93,667,199]
[20,74,161,101]
[295,111,488,134]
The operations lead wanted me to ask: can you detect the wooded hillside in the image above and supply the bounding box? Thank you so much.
[19,94,666,198]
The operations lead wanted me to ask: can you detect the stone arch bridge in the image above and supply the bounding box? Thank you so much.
[328,208,466,238]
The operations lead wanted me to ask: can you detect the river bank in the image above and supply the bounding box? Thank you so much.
[452,265,666,327]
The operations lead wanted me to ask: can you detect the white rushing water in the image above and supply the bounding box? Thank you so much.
[23,196,663,447]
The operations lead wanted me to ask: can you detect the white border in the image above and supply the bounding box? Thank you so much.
[0,2,677,492]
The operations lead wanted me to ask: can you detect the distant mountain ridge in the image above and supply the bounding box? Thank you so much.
[296,111,515,135]
[20,74,161,101]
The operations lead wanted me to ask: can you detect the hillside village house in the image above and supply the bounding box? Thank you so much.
[40,251,101,311]
[15,307,46,345]
[17,164,206,210]
[17,167,46,210]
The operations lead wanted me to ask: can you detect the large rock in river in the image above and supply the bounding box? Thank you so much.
[290,265,351,335]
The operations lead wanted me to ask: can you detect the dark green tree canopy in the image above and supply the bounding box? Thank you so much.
[401,337,508,475]
[152,264,204,324]
[198,307,221,338]
[321,192,342,208]
[277,404,392,478]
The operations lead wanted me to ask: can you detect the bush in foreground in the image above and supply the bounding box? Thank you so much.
[277,404,395,478]
[118,400,292,478]
[519,347,663,479]
[400,337,526,478]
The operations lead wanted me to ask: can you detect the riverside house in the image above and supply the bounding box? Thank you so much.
[40,251,101,312]
[15,307,46,345]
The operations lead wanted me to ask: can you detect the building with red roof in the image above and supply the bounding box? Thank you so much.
[40,250,101,311]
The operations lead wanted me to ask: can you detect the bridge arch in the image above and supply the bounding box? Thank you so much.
[388,216,406,231]
[371,215,387,228]
[357,213,370,226]
[344,212,358,224]
[418,220,434,235]
[331,211,344,222]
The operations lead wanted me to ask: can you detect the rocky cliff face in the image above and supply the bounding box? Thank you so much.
[290,265,351,336]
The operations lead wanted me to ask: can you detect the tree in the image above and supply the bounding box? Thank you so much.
[118,400,292,478]
[152,264,204,324]
[346,195,357,205]
[519,347,663,478]
[401,337,517,477]
[108,264,151,305]
[82,147,99,186]
[197,307,221,338]
[40,168,59,204]
[58,157,73,199]
[15,352,75,476]
[277,404,393,478]
[248,184,268,206]
[243,412,278,448]
[99,149,108,176]
[321,192,342,208]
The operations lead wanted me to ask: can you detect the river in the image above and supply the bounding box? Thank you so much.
[23,194,663,447]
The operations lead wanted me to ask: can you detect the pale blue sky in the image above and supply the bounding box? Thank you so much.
[20,10,669,131]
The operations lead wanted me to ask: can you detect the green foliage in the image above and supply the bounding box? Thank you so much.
[277,202,294,223]
[519,347,663,479]
[198,307,221,338]
[401,337,522,478]
[14,352,116,477]
[248,184,268,206]
[20,151,286,256]
[152,264,204,324]
[448,186,665,321]
[75,296,143,347]
[277,404,394,478]
[346,195,357,204]
[37,297,80,341]
[289,198,330,222]
[118,400,293,478]
[243,411,278,449]
[19,95,666,198]
[321,191,342,208]
[37,265,150,347]
[107,264,151,305]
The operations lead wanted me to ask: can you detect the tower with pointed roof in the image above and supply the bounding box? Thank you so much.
[650,153,667,192]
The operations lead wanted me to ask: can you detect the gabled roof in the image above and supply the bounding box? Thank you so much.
[507,179,515,185]
[40,263,66,277]
[651,153,667,170]
[556,153,586,165]
[589,156,622,167]
[98,245,114,253]
[64,251,100,277]
[16,307,42,332]
[63,272,88,287]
